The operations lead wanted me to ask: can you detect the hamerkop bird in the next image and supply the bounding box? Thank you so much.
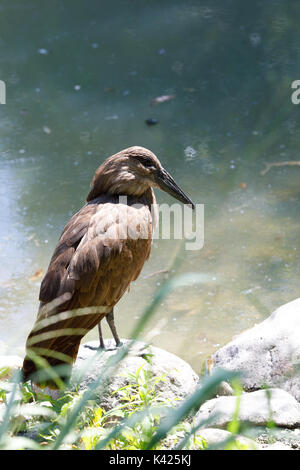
[22,146,194,386]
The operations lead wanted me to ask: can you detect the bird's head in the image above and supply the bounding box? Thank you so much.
[87,146,195,209]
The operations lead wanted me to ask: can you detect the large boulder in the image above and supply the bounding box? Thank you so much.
[195,388,300,429]
[211,297,300,401]
[72,339,199,410]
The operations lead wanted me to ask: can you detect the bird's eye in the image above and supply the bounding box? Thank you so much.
[140,157,153,168]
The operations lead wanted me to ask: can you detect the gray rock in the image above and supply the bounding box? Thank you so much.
[72,339,199,410]
[261,442,293,450]
[0,355,23,379]
[0,403,5,422]
[195,388,300,429]
[254,427,300,450]
[31,384,61,401]
[196,428,257,449]
[211,297,300,401]
[215,381,234,397]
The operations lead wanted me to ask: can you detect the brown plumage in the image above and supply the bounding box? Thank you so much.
[22,146,194,386]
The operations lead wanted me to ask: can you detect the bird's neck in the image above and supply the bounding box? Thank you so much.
[87,168,147,200]
[141,188,158,234]
[138,187,156,207]
[112,187,157,211]
[87,169,156,201]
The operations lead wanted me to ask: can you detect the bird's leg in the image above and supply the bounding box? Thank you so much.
[106,308,123,347]
[98,321,105,349]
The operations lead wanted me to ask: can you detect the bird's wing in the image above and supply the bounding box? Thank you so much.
[39,199,152,308]
[38,202,98,305]
[23,199,153,384]
[67,200,153,305]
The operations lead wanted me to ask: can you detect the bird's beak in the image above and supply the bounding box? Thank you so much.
[155,168,195,209]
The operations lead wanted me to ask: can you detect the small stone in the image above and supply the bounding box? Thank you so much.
[31,384,61,401]
[145,118,158,126]
[43,126,51,134]
[196,428,257,449]
[38,48,48,55]
[216,381,234,397]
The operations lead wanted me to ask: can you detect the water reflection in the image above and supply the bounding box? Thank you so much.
[1,0,300,373]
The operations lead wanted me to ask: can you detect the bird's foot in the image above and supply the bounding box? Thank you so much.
[85,344,103,351]
[104,339,123,351]
[86,340,123,351]
[86,341,105,350]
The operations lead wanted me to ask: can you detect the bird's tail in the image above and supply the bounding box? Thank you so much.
[22,332,83,388]
[22,306,108,388]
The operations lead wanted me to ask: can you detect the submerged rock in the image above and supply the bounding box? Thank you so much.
[72,339,199,410]
[195,388,300,429]
[145,118,158,126]
[211,297,300,401]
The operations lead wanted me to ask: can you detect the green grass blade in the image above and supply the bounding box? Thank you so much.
[0,370,21,439]
[145,368,239,450]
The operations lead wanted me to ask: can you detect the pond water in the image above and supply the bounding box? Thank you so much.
[1,0,300,374]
